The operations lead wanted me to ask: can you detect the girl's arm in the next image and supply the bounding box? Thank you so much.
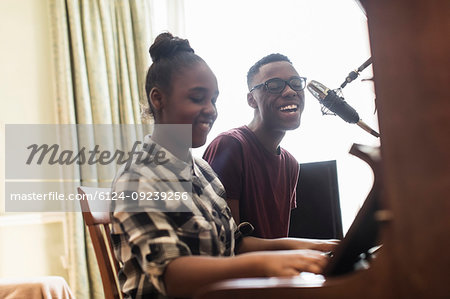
[236,236,339,254]
[164,249,328,297]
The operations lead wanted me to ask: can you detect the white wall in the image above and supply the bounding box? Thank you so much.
[0,0,67,281]
[0,0,56,125]
[1,0,57,211]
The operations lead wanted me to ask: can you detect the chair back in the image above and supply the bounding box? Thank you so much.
[78,186,123,299]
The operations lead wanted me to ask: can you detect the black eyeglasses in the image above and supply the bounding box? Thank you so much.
[249,77,307,94]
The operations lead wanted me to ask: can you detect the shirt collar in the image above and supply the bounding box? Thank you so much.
[143,134,193,182]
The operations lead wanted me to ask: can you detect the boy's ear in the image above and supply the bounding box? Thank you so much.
[247,92,258,109]
[149,87,164,111]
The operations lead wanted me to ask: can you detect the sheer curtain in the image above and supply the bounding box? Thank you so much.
[48,0,184,297]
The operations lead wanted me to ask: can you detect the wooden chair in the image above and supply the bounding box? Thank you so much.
[78,186,123,299]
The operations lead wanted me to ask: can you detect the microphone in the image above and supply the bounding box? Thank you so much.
[340,57,373,89]
[307,80,380,138]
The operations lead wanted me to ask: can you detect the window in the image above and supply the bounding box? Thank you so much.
[184,0,379,233]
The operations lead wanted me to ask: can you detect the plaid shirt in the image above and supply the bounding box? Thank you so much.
[110,136,237,298]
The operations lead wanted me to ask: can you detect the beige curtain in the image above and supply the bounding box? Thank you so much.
[48,0,185,297]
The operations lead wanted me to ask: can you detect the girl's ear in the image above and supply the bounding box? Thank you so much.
[247,92,258,109]
[149,87,164,112]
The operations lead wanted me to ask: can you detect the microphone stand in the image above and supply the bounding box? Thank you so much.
[340,57,373,89]
[338,57,379,137]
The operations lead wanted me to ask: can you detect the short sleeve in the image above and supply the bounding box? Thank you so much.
[203,135,244,200]
[112,211,191,294]
[111,170,192,295]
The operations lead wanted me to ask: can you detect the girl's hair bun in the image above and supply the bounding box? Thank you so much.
[149,32,194,62]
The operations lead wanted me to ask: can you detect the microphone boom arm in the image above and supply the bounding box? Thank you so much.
[356,120,380,138]
[340,57,373,89]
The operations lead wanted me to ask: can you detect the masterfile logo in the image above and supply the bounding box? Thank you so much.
[25,141,169,170]
[4,124,193,212]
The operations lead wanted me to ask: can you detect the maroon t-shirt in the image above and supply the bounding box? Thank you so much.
[203,126,299,238]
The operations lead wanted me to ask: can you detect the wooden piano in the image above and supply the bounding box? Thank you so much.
[195,0,450,298]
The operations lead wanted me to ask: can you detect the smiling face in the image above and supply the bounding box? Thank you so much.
[151,61,219,148]
[248,61,305,132]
